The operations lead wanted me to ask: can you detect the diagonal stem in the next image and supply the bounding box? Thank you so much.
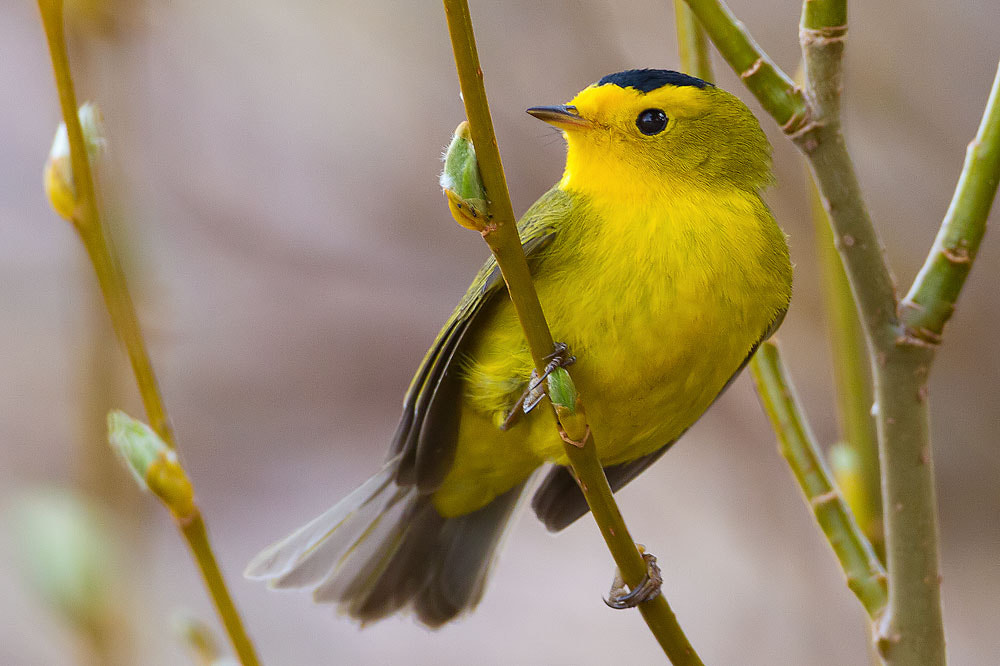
[37,0,174,447]
[442,1,702,663]
[901,61,1000,342]
[750,343,887,618]
[36,3,260,664]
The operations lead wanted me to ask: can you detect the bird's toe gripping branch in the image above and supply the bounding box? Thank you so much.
[524,342,577,413]
[500,342,578,431]
[604,546,663,610]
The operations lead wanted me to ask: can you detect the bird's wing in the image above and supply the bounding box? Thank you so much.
[531,306,788,532]
[390,187,571,492]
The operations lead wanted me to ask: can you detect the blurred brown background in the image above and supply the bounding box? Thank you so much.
[1,1,997,664]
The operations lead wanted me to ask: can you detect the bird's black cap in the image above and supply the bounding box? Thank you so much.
[597,69,713,93]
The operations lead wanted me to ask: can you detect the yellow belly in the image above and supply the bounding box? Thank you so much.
[432,187,791,517]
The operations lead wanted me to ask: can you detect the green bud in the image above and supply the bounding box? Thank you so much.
[440,120,487,202]
[107,409,171,490]
[547,367,578,413]
[107,410,196,519]
[44,102,106,221]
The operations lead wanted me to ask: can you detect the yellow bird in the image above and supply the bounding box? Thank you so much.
[246,69,792,627]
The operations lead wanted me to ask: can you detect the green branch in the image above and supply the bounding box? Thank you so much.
[442,2,702,663]
[901,61,1000,342]
[679,0,973,662]
[750,343,887,618]
[37,3,259,664]
[679,0,808,132]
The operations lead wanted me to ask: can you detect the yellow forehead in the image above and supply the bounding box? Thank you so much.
[569,82,711,123]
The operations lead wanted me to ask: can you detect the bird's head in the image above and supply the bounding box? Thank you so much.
[528,69,772,196]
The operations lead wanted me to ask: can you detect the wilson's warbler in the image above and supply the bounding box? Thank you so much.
[247,69,792,627]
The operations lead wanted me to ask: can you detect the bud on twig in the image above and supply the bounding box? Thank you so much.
[107,410,195,520]
[44,102,105,221]
[547,367,577,413]
[441,120,490,230]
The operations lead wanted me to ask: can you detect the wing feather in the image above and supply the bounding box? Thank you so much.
[390,188,570,491]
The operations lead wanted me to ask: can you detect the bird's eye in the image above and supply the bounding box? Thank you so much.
[635,108,668,135]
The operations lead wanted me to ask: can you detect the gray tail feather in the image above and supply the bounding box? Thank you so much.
[245,456,526,627]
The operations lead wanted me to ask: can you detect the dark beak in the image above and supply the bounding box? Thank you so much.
[526,105,592,130]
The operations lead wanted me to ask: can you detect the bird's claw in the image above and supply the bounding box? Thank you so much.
[603,549,663,610]
[523,342,576,413]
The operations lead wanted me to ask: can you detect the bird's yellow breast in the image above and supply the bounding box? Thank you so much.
[538,184,790,461]
[433,182,791,517]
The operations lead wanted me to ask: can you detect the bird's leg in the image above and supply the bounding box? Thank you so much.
[499,390,528,431]
[499,342,576,430]
[603,545,663,610]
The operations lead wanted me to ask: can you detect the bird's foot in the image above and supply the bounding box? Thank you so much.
[523,342,576,413]
[604,546,663,610]
[498,342,576,430]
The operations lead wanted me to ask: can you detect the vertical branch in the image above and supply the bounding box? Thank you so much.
[800,3,947,663]
[876,59,1000,664]
[36,3,260,664]
[441,2,702,663]
[678,0,1000,662]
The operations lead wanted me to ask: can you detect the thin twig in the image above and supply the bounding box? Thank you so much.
[37,0,173,446]
[901,61,1000,342]
[750,343,887,618]
[36,3,260,664]
[679,0,808,132]
[442,1,702,663]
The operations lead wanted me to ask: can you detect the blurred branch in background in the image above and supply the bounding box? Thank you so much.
[441,1,702,663]
[672,0,713,83]
[36,1,261,664]
[810,172,883,558]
